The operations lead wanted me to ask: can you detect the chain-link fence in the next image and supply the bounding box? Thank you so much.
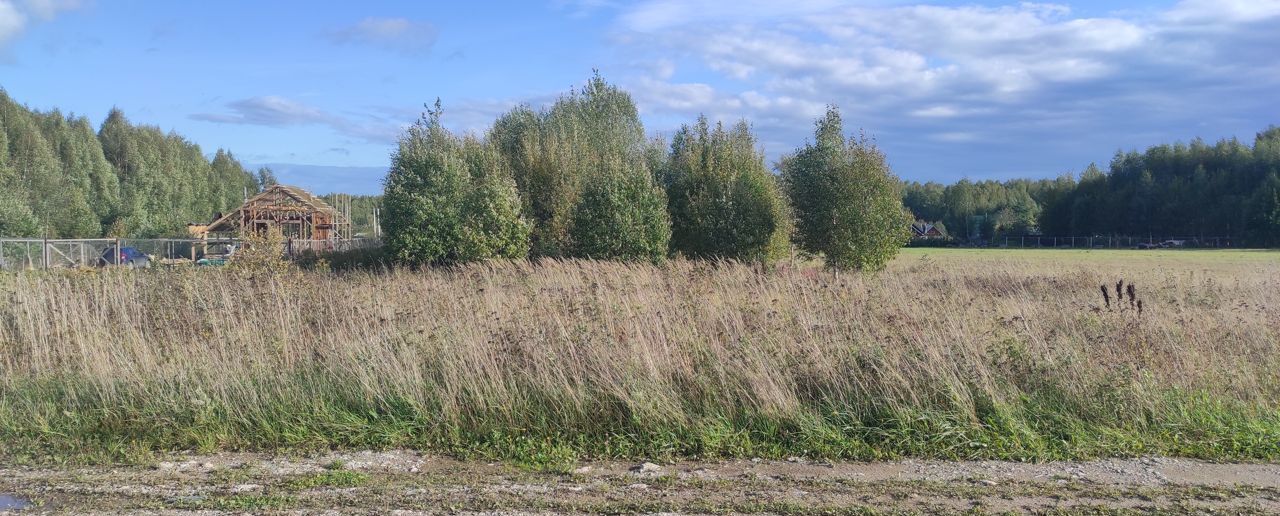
[997,236,1232,249]
[0,238,382,270]
[287,238,382,255]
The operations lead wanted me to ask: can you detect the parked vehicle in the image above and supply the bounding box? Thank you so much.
[196,243,237,266]
[99,246,151,268]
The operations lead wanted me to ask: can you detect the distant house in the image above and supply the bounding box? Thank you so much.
[911,221,945,239]
[198,184,350,241]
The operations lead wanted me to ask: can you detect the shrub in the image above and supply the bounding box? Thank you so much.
[666,117,790,263]
[569,162,671,262]
[382,103,530,265]
[782,106,911,271]
[228,226,292,276]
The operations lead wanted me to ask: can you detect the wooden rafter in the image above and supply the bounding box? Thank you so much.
[203,185,350,240]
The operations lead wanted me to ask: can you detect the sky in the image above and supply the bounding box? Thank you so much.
[1,0,1278,195]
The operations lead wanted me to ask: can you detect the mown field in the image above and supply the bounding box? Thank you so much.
[0,249,1277,466]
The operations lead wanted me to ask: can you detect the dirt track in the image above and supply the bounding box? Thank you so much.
[2,451,1278,514]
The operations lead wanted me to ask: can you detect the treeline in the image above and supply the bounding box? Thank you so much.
[383,75,911,270]
[0,89,265,238]
[904,128,1280,246]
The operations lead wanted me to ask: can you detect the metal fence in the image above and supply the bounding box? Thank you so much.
[287,238,382,255]
[997,236,1232,249]
[0,237,382,270]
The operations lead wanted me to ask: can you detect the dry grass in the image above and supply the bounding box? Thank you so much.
[0,251,1278,463]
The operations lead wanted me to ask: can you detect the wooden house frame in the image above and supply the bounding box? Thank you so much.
[203,185,350,241]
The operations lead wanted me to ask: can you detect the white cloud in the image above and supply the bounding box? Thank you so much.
[326,17,438,56]
[0,0,87,50]
[1164,0,1280,25]
[193,96,330,126]
[632,78,720,111]
[0,0,27,47]
[21,0,83,20]
[932,131,979,143]
[911,106,959,118]
[191,96,403,144]
[619,0,845,31]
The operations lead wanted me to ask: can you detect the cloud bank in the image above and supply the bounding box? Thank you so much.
[604,0,1280,179]
[190,96,403,144]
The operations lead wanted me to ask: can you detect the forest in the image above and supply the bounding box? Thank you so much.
[903,127,1280,246]
[0,89,264,239]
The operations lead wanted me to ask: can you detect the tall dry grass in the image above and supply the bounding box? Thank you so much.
[0,253,1277,462]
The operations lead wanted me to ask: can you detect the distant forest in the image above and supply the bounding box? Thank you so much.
[2,89,1277,246]
[0,90,264,238]
[904,127,1280,246]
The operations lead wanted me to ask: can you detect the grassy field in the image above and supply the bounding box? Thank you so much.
[0,249,1277,466]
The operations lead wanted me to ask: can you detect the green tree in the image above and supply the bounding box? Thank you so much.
[491,73,668,259]
[0,92,255,238]
[382,104,529,265]
[666,116,790,262]
[569,163,670,262]
[782,106,911,270]
[0,189,39,237]
[256,167,278,190]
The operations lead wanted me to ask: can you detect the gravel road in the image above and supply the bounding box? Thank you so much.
[2,451,1278,514]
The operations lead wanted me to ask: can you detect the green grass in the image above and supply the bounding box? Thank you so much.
[1,374,1276,467]
[177,494,297,511]
[285,470,369,490]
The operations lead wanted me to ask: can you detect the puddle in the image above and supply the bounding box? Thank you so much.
[0,495,30,510]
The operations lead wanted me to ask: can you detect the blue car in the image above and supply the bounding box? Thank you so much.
[99,246,151,268]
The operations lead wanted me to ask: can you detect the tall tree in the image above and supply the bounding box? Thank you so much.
[383,104,529,265]
[666,116,790,262]
[491,73,670,260]
[783,106,911,270]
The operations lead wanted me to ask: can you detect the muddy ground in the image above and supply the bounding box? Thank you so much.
[1,451,1278,514]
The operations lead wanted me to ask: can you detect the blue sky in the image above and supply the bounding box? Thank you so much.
[1,0,1277,195]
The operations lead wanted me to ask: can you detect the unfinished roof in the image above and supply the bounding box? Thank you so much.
[205,184,349,240]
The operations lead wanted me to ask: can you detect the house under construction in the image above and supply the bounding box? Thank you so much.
[201,184,351,241]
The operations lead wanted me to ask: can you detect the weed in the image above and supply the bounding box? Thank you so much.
[285,470,369,490]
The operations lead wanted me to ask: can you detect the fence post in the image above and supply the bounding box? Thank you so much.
[115,238,121,266]
[42,237,49,270]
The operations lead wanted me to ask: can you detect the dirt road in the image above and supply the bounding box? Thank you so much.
[2,451,1278,514]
